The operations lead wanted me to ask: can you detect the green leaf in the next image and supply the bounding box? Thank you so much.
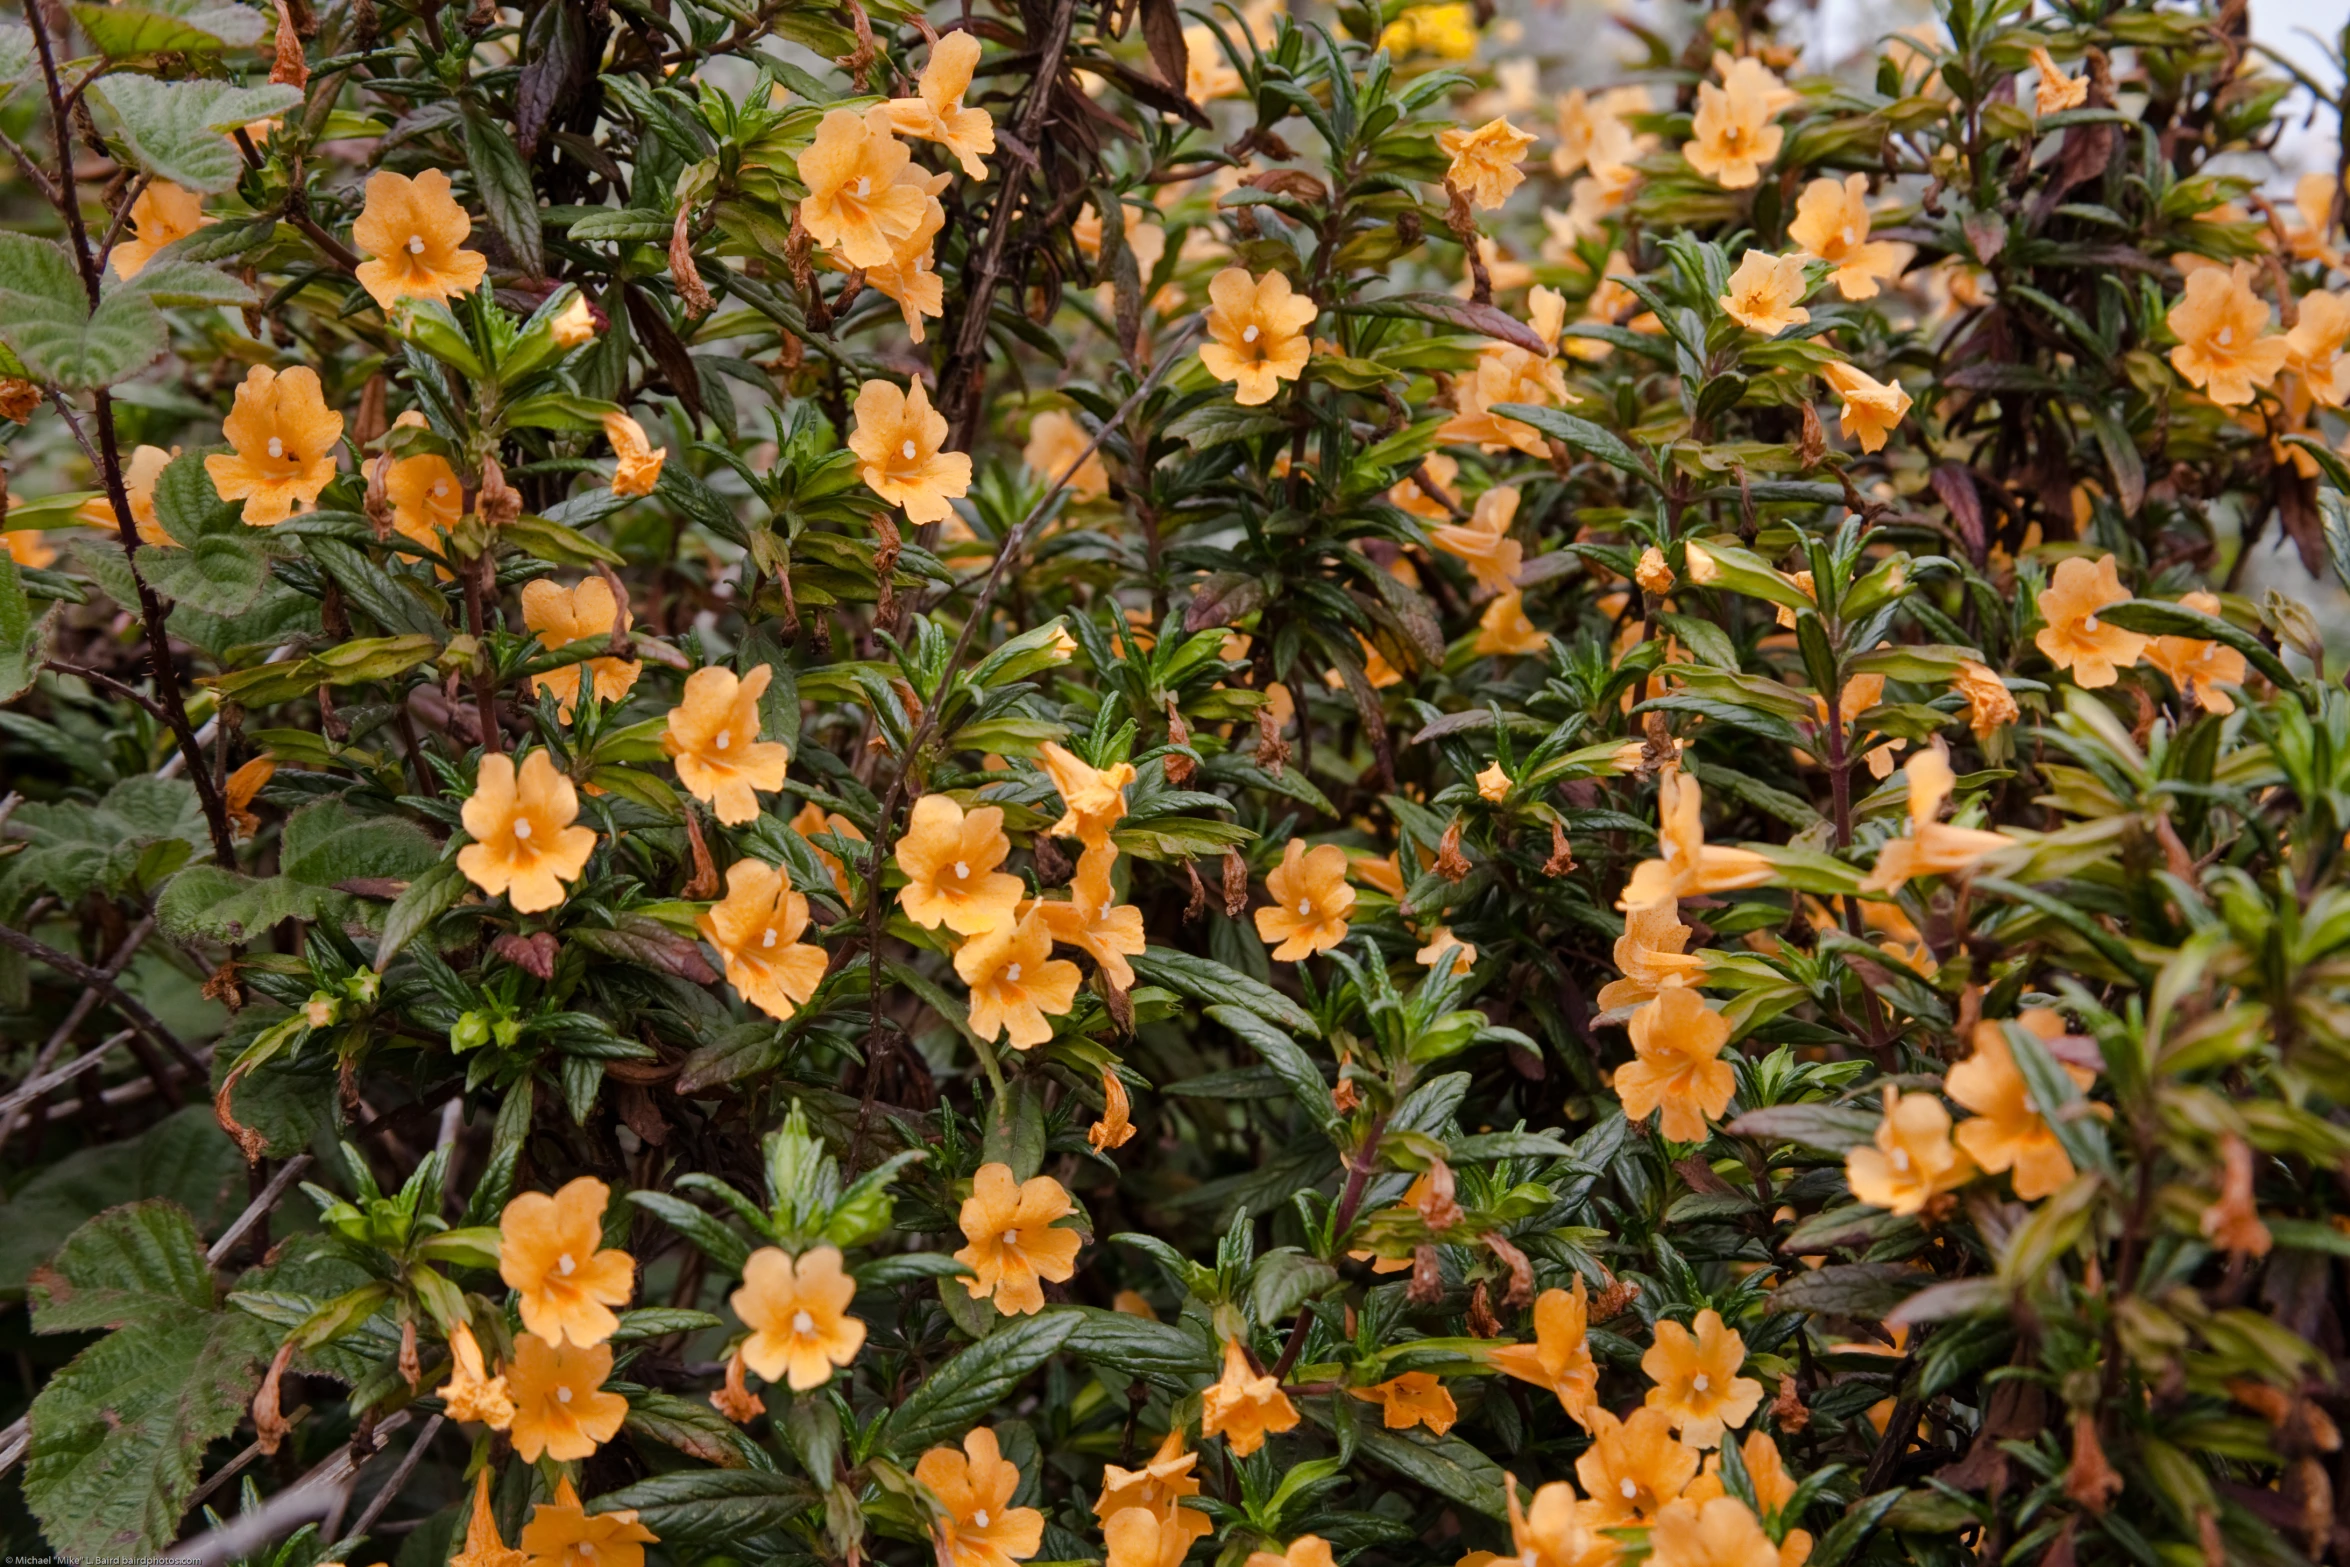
[0,233,167,391]
[1059,1306,1218,1391]
[69,0,266,54]
[1723,1103,1881,1153]
[157,801,438,942]
[372,853,468,972]
[880,1308,1079,1456]
[1767,1262,1927,1318]
[2094,598,2298,699]
[135,449,272,615]
[592,1469,819,1542]
[504,512,626,566]
[1206,1004,1337,1133]
[464,108,544,277]
[0,1110,244,1301]
[1492,403,1651,480]
[0,543,56,702]
[1349,1423,1507,1518]
[1131,948,1319,1036]
[107,256,257,310]
[90,77,306,194]
[1809,1489,1904,1567]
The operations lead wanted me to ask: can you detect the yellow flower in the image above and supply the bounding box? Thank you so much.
[1475,591,1547,656]
[1416,927,1476,975]
[2144,590,2247,713]
[2029,46,2088,115]
[896,792,1023,935]
[1846,1083,1973,1214]
[1089,1066,1137,1152]
[522,577,642,720]
[849,377,972,524]
[1441,118,1536,210]
[505,1332,629,1461]
[1473,762,1512,803]
[1033,842,1146,988]
[352,169,488,310]
[1038,742,1136,847]
[1576,1405,1700,1526]
[97,443,179,548]
[1859,747,2016,892]
[864,200,948,345]
[1786,175,1913,300]
[550,292,599,347]
[1254,839,1355,960]
[1596,899,1706,1012]
[1719,250,1810,335]
[1506,1475,1614,1567]
[1648,1496,1781,1567]
[2285,170,2344,265]
[1377,3,1476,58]
[1200,268,1317,406]
[2166,261,2288,407]
[518,1477,657,1567]
[1616,986,1735,1143]
[111,182,213,280]
[1486,1277,1598,1424]
[2284,290,2350,408]
[664,665,791,825]
[458,750,599,914]
[499,1175,635,1346]
[1820,362,1911,454]
[1620,766,1774,908]
[602,410,667,497]
[700,857,828,1021]
[955,1163,1082,1315]
[1431,485,1525,594]
[1023,410,1110,502]
[436,1321,515,1427]
[1347,1372,1458,1435]
[205,365,344,526]
[1684,53,1793,190]
[1948,1014,2080,1201]
[1952,660,2017,742]
[1201,1336,1300,1456]
[452,1469,525,1567]
[878,31,994,178]
[797,108,936,269]
[2031,552,2145,689]
[955,907,1082,1049]
[1184,25,1245,100]
[732,1244,864,1390]
[1642,1308,1763,1448]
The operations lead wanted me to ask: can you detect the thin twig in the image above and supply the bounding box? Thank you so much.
[171,1410,415,1567]
[207,1154,316,1266]
[181,1406,313,1517]
[0,923,202,1077]
[0,1028,135,1120]
[339,1413,444,1546]
[0,917,154,1152]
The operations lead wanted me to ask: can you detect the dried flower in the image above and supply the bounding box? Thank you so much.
[2200,1132,2272,1256]
[436,1321,515,1427]
[1441,118,1536,209]
[1953,660,2017,741]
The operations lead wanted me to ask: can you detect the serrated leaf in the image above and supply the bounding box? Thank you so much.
[106,256,257,309]
[69,0,266,54]
[0,233,167,391]
[90,77,306,194]
[0,544,55,702]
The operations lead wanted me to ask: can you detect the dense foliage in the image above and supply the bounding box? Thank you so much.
[3,0,2350,1564]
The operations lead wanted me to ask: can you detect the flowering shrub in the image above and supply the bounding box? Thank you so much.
[3,0,2350,1564]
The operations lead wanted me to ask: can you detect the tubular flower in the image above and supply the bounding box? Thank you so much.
[1038,742,1137,847]
[205,365,344,525]
[1846,1083,1973,1214]
[603,411,667,497]
[1441,118,1536,209]
[2166,262,2288,407]
[1487,1276,1599,1425]
[955,907,1082,1049]
[664,665,792,825]
[379,445,462,565]
[1255,839,1355,960]
[848,377,973,523]
[111,182,214,279]
[732,1245,864,1390]
[224,756,274,840]
[1620,766,1774,908]
[505,1333,629,1461]
[521,576,642,720]
[1685,53,1794,189]
[954,1162,1082,1315]
[519,1478,657,1567]
[1023,410,1111,502]
[2283,290,2350,407]
[1643,1309,1764,1448]
[500,1176,636,1346]
[1576,1405,1701,1526]
[1201,268,1318,406]
[1860,747,2016,892]
[1820,362,1912,454]
[437,1321,515,1427]
[1718,251,1810,335]
[2032,553,2146,688]
[1416,927,1476,975]
[1506,1475,1614,1567]
[1034,843,1146,988]
[352,169,488,309]
[1616,986,1736,1143]
[865,199,947,345]
[1430,484,1525,594]
[700,857,827,1022]
[896,792,1023,935]
[2144,591,2247,713]
[1475,591,1547,655]
[1349,1372,1459,1436]
[1596,899,1707,1011]
[452,1469,525,1567]
[458,750,599,914]
[1787,174,1913,299]
[1201,1336,1300,1456]
[1948,1014,2080,1200]
[1095,1429,1211,1526]
[879,31,995,178]
[1953,661,2018,742]
[1089,1067,1137,1152]
[1649,1497,1782,1567]
[798,109,935,268]
[2030,46,2088,114]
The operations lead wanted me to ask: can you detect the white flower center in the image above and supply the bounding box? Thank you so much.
[266,437,285,459]
[793,1309,815,1334]
[954,861,969,879]
[1298,897,1311,915]
[1521,1552,1539,1567]
[901,439,918,460]
[1242,323,1260,343]
[974,1511,990,1529]
[1842,224,1859,247]
[2082,615,2099,631]
[1620,1479,1638,1500]
[1004,963,1022,983]
[855,176,871,197]
[432,481,450,498]
[2216,326,2233,346]
[514,819,533,841]
[556,1385,572,1403]
[1891,1147,1911,1172]
[558,1251,575,1274]
[1692,1373,1709,1392]
[407,235,426,254]
[762,928,778,949]
[714,729,730,750]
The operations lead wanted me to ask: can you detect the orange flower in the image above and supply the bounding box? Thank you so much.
[111,182,213,280]
[664,665,791,825]
[352,169,488,309]
[2032,553,2145,688]
[1104,1504,1201,1567]
[849,377,972,524]
[1616,986,1735,1143]
[550,293,599,348]
[1506,1475,1614,1567]
[731,1244,864,1390]
[701,857,828,1021]
[1953,660,2017,742]
[954,1162,1082,1315]
[2284,290,2350,408]
[792,800,865,889]
[1552,86,1647,181]
[2029,46,2087,115]
[1390,452,1459,520]
[1475,591,1547,656]
[1684,53,1793,189]
[437,1320,515,1427]
[1416,927,1476,975]
[1718,250,1810,335]
[1860,748,2015,892]
[499,1175,635,1346]
[505,1332,629,1461]
[205,365,344,526]
[1254,839,1355,960]
[956,907,1082,1049]
[105,443,179,547]
[1430,485,1524,594]
[1444,290,1572,455]
[1621,766,1774,908]
[1201,1336,1300,1456]
[1643,1308,1763,1448]
[1089,1066,1138,1152]
[859,202,948,346]
[453,1469,525,1567]
[223,755,274,840]
[798,109,937,268]
[2200,1133,2271,1256]
[1023,410,1110,502]
[1846,1083,1972,1214]
[2144,590,2247,713]
[379,445,462,564]
[1034,843,1146,988]
[1200,268,1317,406]
[1576,1405,1700,1526]
[458,750,598,914]
[1787,175,1913,300]
[1038,742,1136,847]
[1948,1014,2079,1201]
[878,31,995,178]
[1185,24,1245,100]
[1244,1538,1337,1567]
[1649,1497,1781,1567]
[603,411,667,497]
[1441,118,1535,209]
[1820,362,1911,454]
[1596,899,1706,1012]
[2167,262,2288,407]
[1095,1428,1209,1524]
[518,1477,657,1567]
[522,577,642,720]
[896,792,1023,935]
[1349,1371,1459,1435]
[1488,1276,1599,1424]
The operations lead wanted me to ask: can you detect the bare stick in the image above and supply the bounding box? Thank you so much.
[0,922,201,1077]
[339,1413,444,1545]
[171,1410,415,1567]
